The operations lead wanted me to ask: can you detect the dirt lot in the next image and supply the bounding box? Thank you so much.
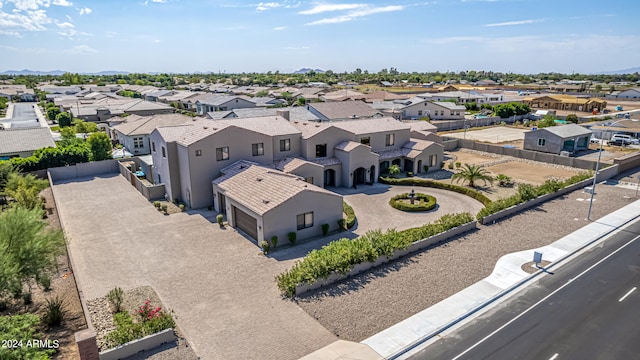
[445,151,501,166]
[485,161,582,184]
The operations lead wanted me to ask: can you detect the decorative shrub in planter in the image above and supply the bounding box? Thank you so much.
[216,214,224,227]
[261,240,270,254]
[338,219,346,231]
[423,165,429,173]
[321,224,330,236]
[271,235,278,249]
[287,232,297,244]
[389,193,437,212]
[407,172,413,177]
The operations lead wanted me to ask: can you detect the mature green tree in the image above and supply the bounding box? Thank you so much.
[0,162,17,193]
[451,164,494,188]
[47,107,61,121]
[297,96,307,106]
[594,84,602,94]
[73,119,99,133]
[87,132,113,161]
[388,164,401,177]
[538,115,557,128]
[255,90,269,97]
[55,111,72,127]
[0,206,63,298]
[565,114,579,124]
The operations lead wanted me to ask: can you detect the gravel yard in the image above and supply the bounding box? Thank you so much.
[296,183,638,342]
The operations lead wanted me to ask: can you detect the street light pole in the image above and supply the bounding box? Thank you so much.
[587,119,638,220]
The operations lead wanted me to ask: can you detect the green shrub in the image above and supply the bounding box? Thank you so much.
[179,204,185,212]
[43,296,65,327]
[407,171,413,177]
[379,176,492,206]
[287,232,297,244]
[161,204,168,214]
[423,165,429,173]
[0,314,56,358]
[322,224,330,236]
[389,193,437,212]
[495,174,514,187]
[153,201,160,208]
[517,183,537,202]
[271,235,278,249]
[343,201,356,229]
[22,292,32,305]
[338,219,346,231]
[107,287,124,313]
[104,308,175,349]
[448,162,454,169]
[39,274,51,291]
[216,214,224,226]
[261,240,270,254]
[455,162,461,168]
[276,212,474,297]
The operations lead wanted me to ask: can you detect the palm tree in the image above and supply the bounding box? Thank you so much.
[451,164,493,188]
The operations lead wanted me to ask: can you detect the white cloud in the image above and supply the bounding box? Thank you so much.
[0,29,22,37]
[67,44,96,54]
[52,0,72,6]
[299,3,365,15]
[151,0,166,2]
[0,8,51,30]
[7,0,51,11]
[273,25,286,31]
[154,39,160,43]
[256,2,279,11]
[305,5,403,26]
[55,20,73,28]
[105,31,117,37]
[78,7,91,15]
[484,19,542,27]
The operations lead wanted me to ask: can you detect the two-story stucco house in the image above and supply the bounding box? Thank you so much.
[110,113,193,155]
[195,95,256,115]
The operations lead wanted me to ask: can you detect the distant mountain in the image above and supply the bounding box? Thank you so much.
[293,68,325,74]
[1,69,130,76]
[600,67,640,75]
[2,69,66,76]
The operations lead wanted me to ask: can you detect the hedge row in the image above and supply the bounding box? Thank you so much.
[389,193,437,212]
[379,176,492,206]
[476,172,593,220]
[5,144,91,172]
[276,212,474,297]
[343,201,356,229]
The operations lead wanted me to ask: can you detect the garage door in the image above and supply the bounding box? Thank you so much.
[233,206,258,241]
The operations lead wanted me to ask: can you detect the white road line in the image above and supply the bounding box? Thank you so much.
[549,353,559,360]
[619,287,637,302]
[451,234,640,360]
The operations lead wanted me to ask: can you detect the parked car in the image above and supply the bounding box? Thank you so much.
[609,134,640,146]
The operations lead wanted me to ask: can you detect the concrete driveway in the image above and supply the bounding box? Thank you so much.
[52,174,336,360]
[336,183,485,234]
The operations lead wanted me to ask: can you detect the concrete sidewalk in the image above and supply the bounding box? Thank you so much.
[304,199,640,360]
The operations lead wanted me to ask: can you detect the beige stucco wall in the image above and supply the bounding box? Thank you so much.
[302,126,354,160]
[335,145,379,188]
[263,191,343,244]
[286,163,324,187]
[149,131,179,201]
[271,134,302,160]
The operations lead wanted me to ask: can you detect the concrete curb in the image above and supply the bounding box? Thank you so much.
[363,199,640,359]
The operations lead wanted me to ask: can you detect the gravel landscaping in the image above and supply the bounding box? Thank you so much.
[296,183,638,341]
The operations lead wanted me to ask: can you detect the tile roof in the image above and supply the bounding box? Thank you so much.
[274,157,321,173]
[155,125,198,142]
[334,141,366,152]
[375,149,404,160]
[112,113,194,136]
[197,94,254,106]
[310,157,341,166]
[213,164,339,215]
[212,116,301,137]
[308,100,381,120]
[215,107,320,122]
[406,120,438,132]
[0,128,56,155]
[433,101,466,110]
[331,117,410,135]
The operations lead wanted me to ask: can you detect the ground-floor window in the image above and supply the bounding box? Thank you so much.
[296,212,313,230]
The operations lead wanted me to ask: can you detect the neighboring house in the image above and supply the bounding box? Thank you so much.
[523,95,607,113]
[320,89,366,102]
[305,101,383,121]
[70,99,174,122]
[111,113,193,155]
[0,128,56,159]
[523,124,592,155]
[212,161,343,243]
[0,85,36,101]
[613,88,640,99]
[206,107,320,122]
[38,86,82,96]
[244,96,287,107]
[195,95,256,115]
[406,121,441,144]
[373,99,465,120]
[144,90,176,102]
[418,91,502,104]
[150,116,443,209]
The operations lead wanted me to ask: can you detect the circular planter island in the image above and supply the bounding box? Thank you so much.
[389,192,437,212]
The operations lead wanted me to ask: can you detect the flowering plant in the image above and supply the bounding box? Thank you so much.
[137,300,162,322]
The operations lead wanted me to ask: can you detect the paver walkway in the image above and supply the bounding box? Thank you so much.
[52,174,336,360]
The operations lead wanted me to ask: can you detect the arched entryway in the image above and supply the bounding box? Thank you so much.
[369,165,375,183]
[392,159,401,167]
[324,169,336,187]
[354,167,366,186]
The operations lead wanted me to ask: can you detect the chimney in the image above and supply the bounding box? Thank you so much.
[276,110,290,121]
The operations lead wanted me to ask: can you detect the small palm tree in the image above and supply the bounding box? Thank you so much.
[388,164,401,178]
[451,164,493,188]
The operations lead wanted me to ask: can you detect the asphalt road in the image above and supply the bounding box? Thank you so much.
[409,217,640,360]
[5,102,39,128]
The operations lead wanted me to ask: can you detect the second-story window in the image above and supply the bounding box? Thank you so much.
[216,146,229,161]
[161,146,166,158]
[360,137,370,146]
[385,133,395,146]
[315,144,327,157]
[280,138,291,152]
[252,143,264,156]
[195,150,202,157]
[151,142,156,152]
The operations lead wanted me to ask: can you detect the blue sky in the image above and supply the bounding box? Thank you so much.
[0,0,638,74]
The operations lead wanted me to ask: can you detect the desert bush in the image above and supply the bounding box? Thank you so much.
[343,201,356,229]
[216,214,224,226]
[271,235,278,249]
[107,287,124,313]
[261,240,270,254]
[153,201,160,208]
[39,274,51,291]
[161,204,168,214]
[495,174,514,187]
[43,296,65,327]
[0,314,56,358]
